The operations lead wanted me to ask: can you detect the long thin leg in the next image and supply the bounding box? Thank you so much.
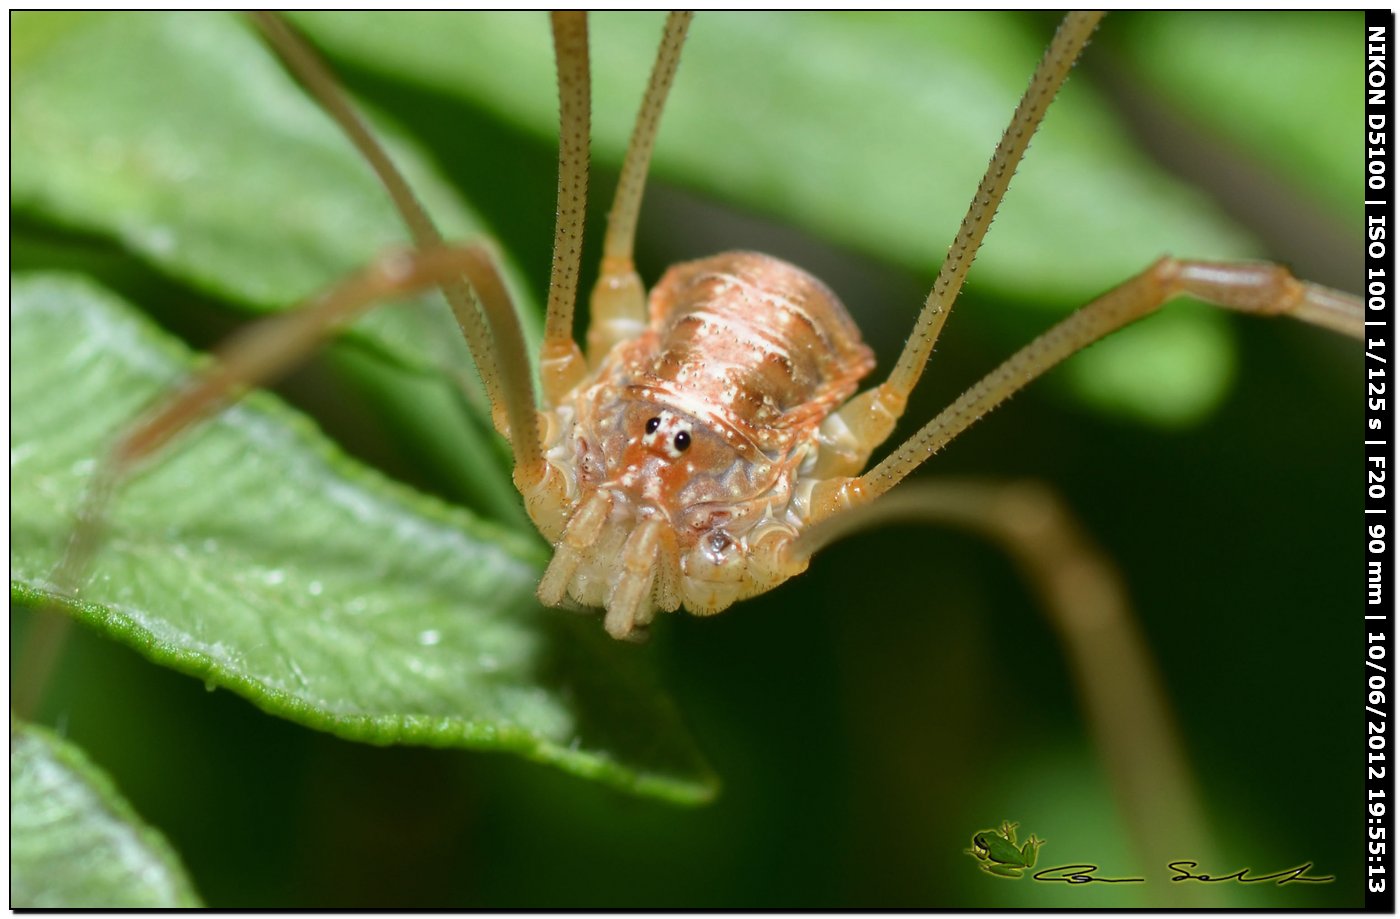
[51,244,543,605]
[822,11,1105,463]
[585,12,694,366]
[795,479,1214,896]
[247,13,541,472]
[538,12,593,405]
[807,257,1364,519]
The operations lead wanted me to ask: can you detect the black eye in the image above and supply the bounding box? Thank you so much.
[645,416,661,434]
[673,430,691,452]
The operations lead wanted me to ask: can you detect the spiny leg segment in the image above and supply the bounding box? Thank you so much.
[860,258,1363,501]
[586,12,694,367]
[534,12,695,638]
[538,12,592,406]
[803,257,1365,530]
[798,10,1363,533]
[248,12,542,484]
[815,11,1106,475]
[540,11,694,403]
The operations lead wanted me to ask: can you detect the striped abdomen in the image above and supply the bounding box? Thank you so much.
[632,251,875,458]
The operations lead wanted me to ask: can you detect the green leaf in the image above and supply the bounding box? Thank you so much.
[290,12,1258,300]
[10,274,717,806]
[11,718,202,908]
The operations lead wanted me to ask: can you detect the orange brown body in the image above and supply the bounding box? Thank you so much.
[530,251,874,638]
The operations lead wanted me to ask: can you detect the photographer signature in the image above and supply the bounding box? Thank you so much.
[1031,861,1334,886]
[966,822,1333,885]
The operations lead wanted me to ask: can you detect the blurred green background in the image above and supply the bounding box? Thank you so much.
[12,12,1360,907]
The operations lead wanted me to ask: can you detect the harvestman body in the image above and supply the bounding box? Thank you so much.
[59,12,1364,644]
[531,251,876,631]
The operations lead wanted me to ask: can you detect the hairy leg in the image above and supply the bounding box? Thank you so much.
[808,257,1363,520]
[585,12,694,366]
[812,12,1105,479]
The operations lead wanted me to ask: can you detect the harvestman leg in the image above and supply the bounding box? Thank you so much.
[796,479,1214,880]
[811,11,1363,487]
[810,11,1105,479]
[253,12,624,529]
[50,246,529,590]
[536,12,592,405]
[802,9,1363,515]
[18,245,523,721]
[252,14,534,459]
[804,256,1364,521]
[26,14,602,712]
[539,11,693,401]
[583,13,693,368]
[786,9,1360,877]
[535,11,692,632]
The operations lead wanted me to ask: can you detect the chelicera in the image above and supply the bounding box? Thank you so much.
[60,12,1363,644]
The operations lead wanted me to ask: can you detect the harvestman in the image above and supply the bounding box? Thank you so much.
[56,12,1362,649]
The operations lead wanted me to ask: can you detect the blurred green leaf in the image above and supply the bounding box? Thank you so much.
[10,274,717,805]
[1064,305,1235,426]
[10,11,536,383]
[11,717,202,908]
[1121,11,1359,215]
[291,12,1259,299]
[13,11,1311,432]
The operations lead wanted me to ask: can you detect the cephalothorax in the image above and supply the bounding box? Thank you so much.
[532,251,876,634]
[60,12,1363,645]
